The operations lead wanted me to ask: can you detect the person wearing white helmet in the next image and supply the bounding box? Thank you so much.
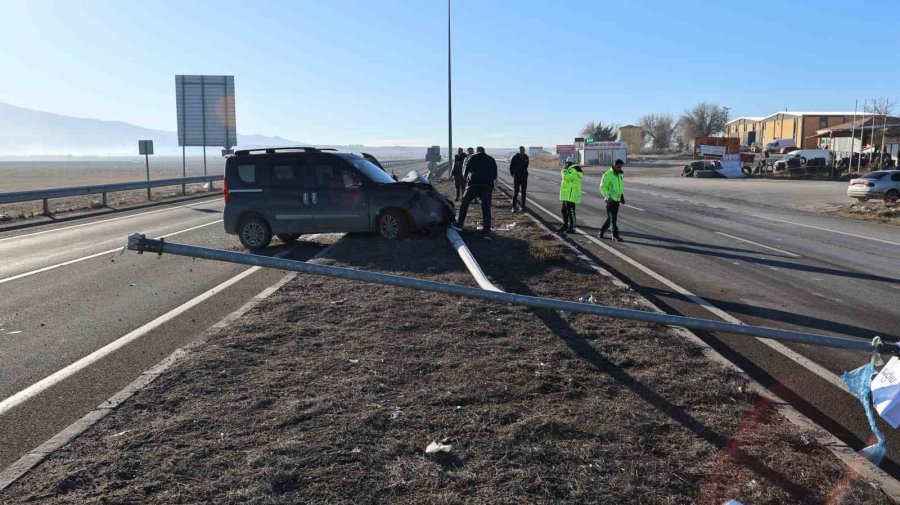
[558,156,583,234]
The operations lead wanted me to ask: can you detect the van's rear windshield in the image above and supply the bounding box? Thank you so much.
[862,171,887,179]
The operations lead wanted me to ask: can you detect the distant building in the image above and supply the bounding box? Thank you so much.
[617,125,645,155]
[724,117,764,146]
[726,112,874,150]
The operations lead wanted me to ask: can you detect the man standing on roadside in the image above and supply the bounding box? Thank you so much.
[462,147,478,204]
[509,146,529,212]
[452,147,466,201]
[452,146,498,240]
[558,156,583,234]
[599,159,626,241]
[462,147,476,181]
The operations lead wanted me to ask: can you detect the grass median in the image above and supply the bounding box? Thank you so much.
[2,179,891,504]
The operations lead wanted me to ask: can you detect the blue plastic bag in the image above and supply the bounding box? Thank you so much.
[843,362,886,464]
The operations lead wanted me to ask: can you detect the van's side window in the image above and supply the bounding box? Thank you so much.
[316,164,343,189]
[272,164,295,185]
[237,164,256,184]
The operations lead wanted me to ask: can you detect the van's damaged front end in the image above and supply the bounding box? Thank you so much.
[395,171,456,230]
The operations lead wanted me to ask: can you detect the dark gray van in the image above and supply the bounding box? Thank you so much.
[223,147,454,249]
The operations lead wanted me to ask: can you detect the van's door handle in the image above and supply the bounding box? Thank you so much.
[311,192,318,205]
[302,193,309,205]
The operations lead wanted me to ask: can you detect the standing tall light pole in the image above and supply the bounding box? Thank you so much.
[447,0,453,178]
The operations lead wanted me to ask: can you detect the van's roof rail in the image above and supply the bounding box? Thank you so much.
[233,147,321,156]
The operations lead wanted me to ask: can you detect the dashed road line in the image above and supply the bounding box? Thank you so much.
[0,220,222,286]
[0,197,223,243]
[715,231,802,258]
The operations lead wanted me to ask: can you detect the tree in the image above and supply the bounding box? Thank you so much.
[580,121,618,142]
[864,97,897,116]
[638,113,678,151]
[678,102,728,145]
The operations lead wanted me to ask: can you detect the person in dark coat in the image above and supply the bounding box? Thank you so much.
[451,146,497,240]
[509,146,529,212]
[451,147,466,201]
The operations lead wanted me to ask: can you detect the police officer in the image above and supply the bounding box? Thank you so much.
[558,156,583,234]
[509,146,529,212]
[599,159,626,241]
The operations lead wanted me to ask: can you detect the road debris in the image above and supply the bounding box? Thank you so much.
[425,441,452,454]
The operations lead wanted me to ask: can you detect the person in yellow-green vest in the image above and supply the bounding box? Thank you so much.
[599,159,626,241]
[558,156,583,234]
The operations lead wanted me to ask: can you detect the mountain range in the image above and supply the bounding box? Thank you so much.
[0,101,450,159]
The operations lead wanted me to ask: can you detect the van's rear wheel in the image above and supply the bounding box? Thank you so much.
[238,217,272,250]
[276,233,300,243]
[885,190,899,204]
[377,210,409,240]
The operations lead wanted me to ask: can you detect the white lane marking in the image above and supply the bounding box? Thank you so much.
[0,220,222,286]
[505,180,852,393]
[752,214,900,247]
[0,197,224,244]
[715,231,802,258]
[625,204,646,212]
[7,331,22,335]
[0,248,290,417]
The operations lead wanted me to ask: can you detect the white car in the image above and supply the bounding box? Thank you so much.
[847,170,900,203]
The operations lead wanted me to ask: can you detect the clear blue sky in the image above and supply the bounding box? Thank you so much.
[2,0,898,148]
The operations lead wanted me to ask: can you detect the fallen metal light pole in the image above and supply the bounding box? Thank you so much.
[445,227,502,292]
[126,234,896,355]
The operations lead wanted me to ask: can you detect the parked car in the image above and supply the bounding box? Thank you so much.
[773,149,830,171]
[223,147,455,249]
[847,170,900,203]
[750,142,763,153]
[682,160,722,177]
[765,138,796,154]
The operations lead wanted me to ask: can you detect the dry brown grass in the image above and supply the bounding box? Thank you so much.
[3,180,892,504]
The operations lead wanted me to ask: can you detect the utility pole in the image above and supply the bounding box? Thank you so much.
[447,0,453,179]
[723,107,731,137]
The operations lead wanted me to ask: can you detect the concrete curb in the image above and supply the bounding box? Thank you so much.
[493,183,900,500]
[0,235,344,494]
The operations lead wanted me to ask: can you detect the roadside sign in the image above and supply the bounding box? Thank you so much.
[556,144,575,154]
[698,145,727,157]
[138,140,154,155]
[175,75,237,149]
[585,141,627,149]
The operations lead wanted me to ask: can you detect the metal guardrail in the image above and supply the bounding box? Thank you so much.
[380,159,428,168]
[126,234,896,356]
[0,175,223,215]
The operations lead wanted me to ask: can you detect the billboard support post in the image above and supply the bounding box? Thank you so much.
[182,146,186,195]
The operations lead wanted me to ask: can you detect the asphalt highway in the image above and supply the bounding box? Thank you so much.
[498,165,900,475]
[0,196,325,468]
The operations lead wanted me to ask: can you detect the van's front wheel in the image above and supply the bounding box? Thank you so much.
[377,210,409,240]
[238,217,272,250]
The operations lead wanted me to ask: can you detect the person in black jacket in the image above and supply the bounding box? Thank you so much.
[451,146,497,240]
[451,147,466,201]
[509,146,529,212]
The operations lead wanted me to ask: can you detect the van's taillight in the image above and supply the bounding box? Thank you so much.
[851,181,874,187]
[223,178,229,204]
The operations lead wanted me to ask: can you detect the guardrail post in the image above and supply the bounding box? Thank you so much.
[42,198,50,216]
[182,182,186,196]
[208,180,215,192]
[102,192,107,207]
